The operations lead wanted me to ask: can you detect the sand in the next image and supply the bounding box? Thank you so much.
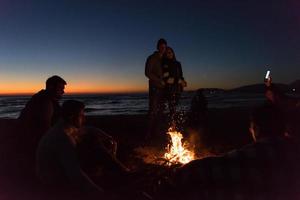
[0,107,254,199]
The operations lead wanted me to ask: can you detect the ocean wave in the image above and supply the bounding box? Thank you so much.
[0,92,266,118]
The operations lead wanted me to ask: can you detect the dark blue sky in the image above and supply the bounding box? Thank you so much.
[0,0,299,94]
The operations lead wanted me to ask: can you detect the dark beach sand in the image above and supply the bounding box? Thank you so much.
[86,107,253,154]
[0,107,253,199]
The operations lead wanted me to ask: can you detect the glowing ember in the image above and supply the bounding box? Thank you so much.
[164,128,195,165]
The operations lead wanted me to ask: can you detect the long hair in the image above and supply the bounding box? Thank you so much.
[165,46,177,61]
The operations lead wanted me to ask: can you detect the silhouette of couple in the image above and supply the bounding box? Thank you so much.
[145,38,187,138]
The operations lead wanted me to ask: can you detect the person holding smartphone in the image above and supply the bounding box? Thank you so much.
[264,71,300,138]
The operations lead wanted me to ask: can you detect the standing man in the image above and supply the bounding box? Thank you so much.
[145,38,167,140]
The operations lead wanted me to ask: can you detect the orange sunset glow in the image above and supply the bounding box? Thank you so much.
[0,82,148,95]
[0,73,148,95]
[0,73,203,95]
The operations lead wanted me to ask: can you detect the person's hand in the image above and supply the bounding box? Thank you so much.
[160,80,166,88]
[264,76,272,87]
[167,78,174,84]
[163,72,169,78]
[123,166,131,173]
[182,80,187,87]
[179,79,187,87]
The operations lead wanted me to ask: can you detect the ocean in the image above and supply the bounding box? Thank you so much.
[0,91,267,119]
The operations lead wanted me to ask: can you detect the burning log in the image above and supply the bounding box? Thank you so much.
[164,128,195,166]
[129,127,205,199]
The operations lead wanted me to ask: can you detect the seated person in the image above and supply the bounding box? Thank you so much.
[187,89,208,129]
[265,77,300,138]
[36,100,104,195]
[161,104,300,199]
[265,77,299,109]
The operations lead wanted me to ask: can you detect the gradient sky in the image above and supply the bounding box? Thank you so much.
[0,0,299,94]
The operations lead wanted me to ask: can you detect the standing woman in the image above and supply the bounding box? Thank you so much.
[162,47,187,122]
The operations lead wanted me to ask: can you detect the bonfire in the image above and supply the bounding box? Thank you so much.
[164,128,195,166]
[134,127,196,166]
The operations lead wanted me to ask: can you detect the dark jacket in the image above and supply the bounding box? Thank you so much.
[265,84,300,137]
[145,51,164,88]
[162,58,184,93]
[18,90,61,150]
[36,122,102,192]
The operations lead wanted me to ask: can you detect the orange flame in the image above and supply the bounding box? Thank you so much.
[164,128,195,165]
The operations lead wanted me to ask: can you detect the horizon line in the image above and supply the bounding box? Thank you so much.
[2,81,288,96]
[0,91,146,96]
[0,90,198,96]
